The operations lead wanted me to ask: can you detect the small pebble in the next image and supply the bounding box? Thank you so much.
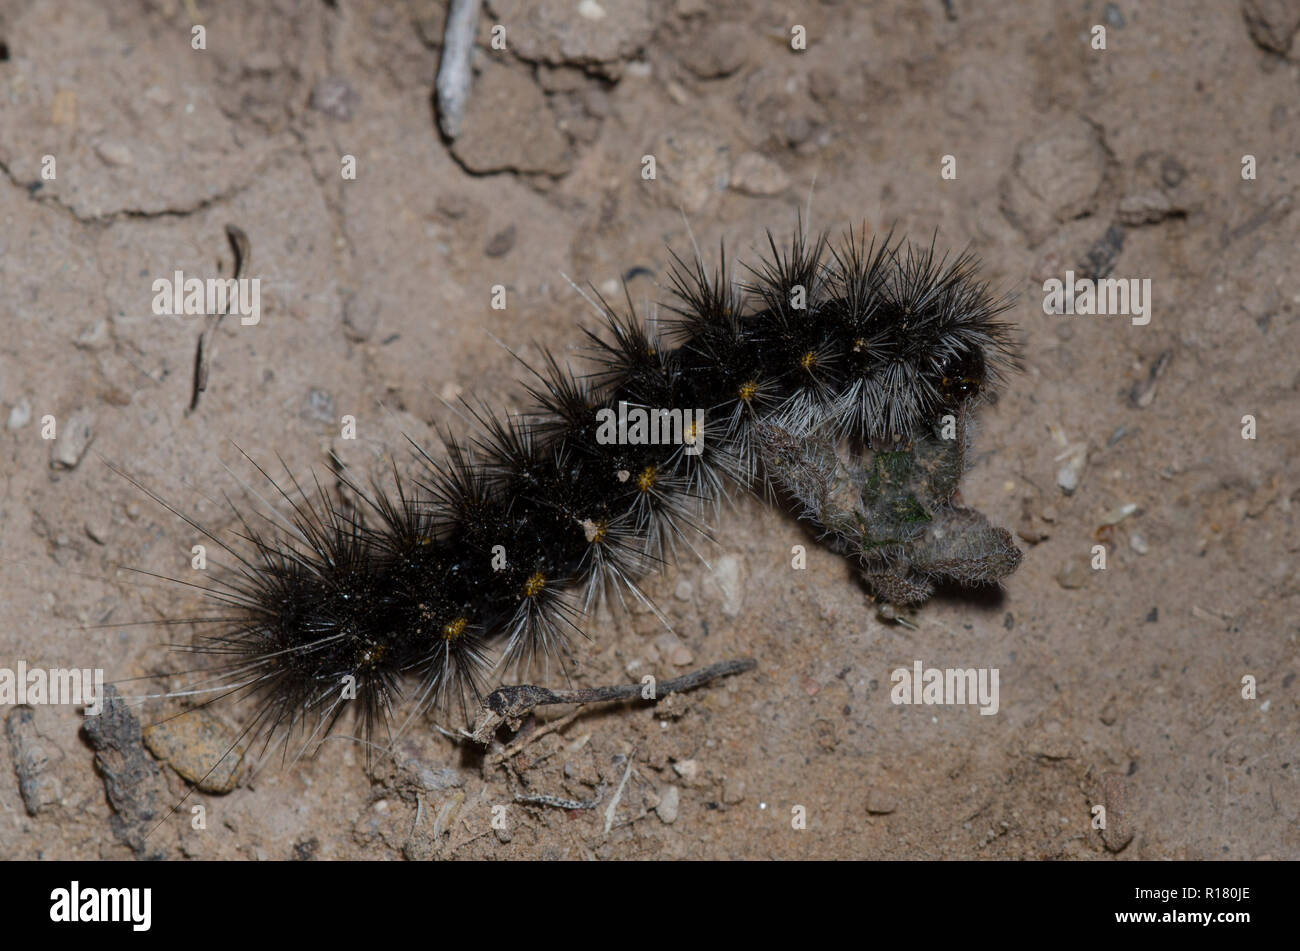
[484,225,517,258]
[6,707,61,815]
[729,151,790,196]
[300,388,336,424]
[1129,351,1171,408]
[75,320,110,350]
[1019,517,1050,545]
[866,790,897,815]
[1000,118,1107,245]
[7,398,31,429]
[655,785,681,824]
[708,554,743,617]
[682,22,748,79]
[721,777,745,804]
[1160,156,1187,188]
[309,77,359,121]
[1056,558,1089,590]
[672,759,699,780]
[1101,502,1138,525]
[582,87,611,119]
[1100,772,1134,852]
[50,408,94,469]
[94,140,133,167]
[342,293,379,342]
[436,193,470,219]
[450,64,571,176]
[84,517,110,545]
[673,579,694,601]
[1056,449,1086,495]
[783,115,814,148]
[432,791,465,838]
[412,764,465,792]
[142,709,243,793]
[1129,532,1149,555]
[808,68,838,103]
[649,126,729,214]
[654,632,693,667]
[1119,190,1175,226]
[1242,0,1300,53]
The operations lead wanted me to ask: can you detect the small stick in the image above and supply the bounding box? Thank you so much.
[514,789,604,810]
[490,706,584,766]
[468,657,757,745]
[603,755,635,834]
[188,225,249,414]
[435,0,482,140]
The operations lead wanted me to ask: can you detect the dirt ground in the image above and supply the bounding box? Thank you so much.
[1,0,1297,860]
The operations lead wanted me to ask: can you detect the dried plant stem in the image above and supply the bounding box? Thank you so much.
[469,658,757,745]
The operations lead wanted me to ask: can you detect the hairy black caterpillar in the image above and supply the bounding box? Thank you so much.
[134,227,1020,774]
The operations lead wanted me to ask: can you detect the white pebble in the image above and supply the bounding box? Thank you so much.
[1057,454,1085,494]
[654,631,693,666]
[655,785,680,824]
[709,554,744,617]
[7,398,31,429]
[50,409,95,469]
[94,140,133,167]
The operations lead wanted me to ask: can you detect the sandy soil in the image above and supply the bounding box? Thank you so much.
[1,0,1297,860]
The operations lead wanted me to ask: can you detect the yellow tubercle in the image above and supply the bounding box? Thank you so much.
[636,465,657,492]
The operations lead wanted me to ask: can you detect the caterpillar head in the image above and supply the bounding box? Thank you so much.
[936,346,987,406]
